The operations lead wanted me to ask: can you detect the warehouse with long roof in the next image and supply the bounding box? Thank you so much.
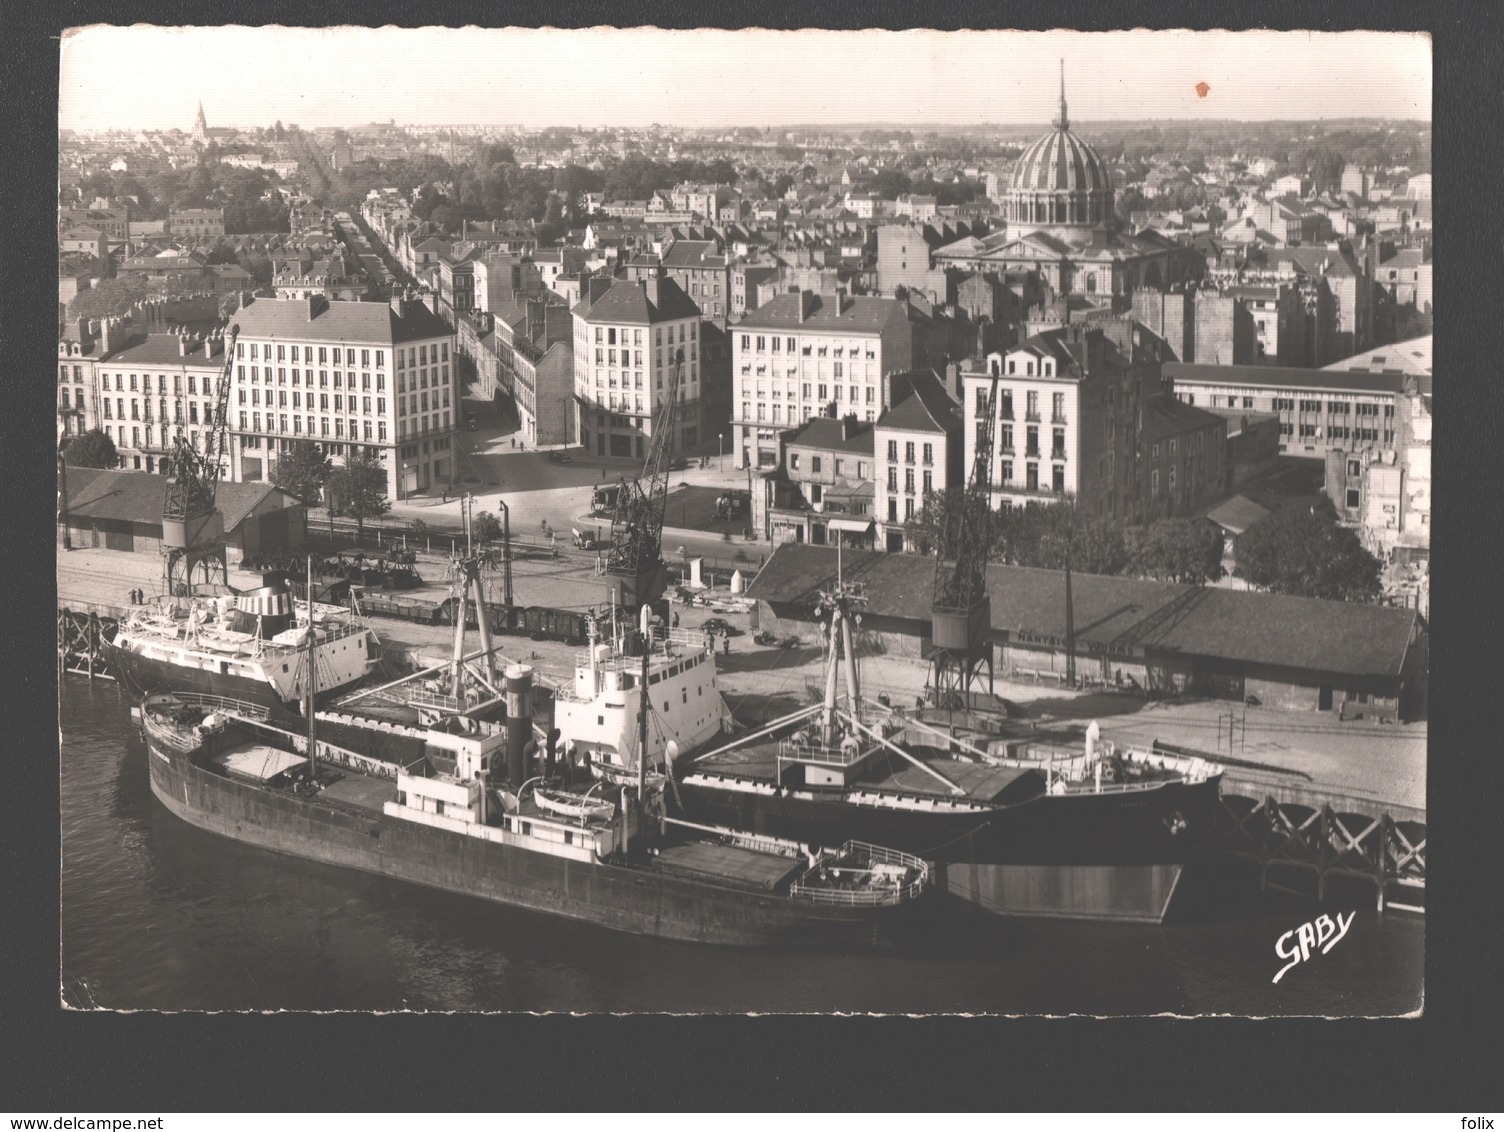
[747,543,1426,720]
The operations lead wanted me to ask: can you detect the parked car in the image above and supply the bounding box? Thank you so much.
[464,412,478,430]
[548,449,573,464]
[702,617,739,637]
[669,456,689,471]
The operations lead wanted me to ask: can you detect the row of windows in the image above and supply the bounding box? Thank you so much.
[788,454,869,479]
[100,372,219,396]
[973,388,1068,422]
[885,467,934,495]
[233,388,449,415]
[989,462,1069,493]
[230,411,455,442]
[741,335,879,361]
[236,341,451,368]
[1282,424,1391,442]
[592,324,696,346]
[101,397,213,423]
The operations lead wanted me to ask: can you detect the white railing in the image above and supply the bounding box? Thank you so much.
[153,691,272,722]
[777,737,865,767]
[789,841,930,906]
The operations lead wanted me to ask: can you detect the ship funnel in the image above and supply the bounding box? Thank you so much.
[231,579,294,638]
[504,664,534,787]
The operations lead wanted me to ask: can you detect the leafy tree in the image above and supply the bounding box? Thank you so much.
[63,428,119,469]
[1233,505,1381,602]
[472,511,503,544]
[68,273,212,323]
[271,439,332,504]
[325,453,390,543]
[903,489,974,557]
[991,501,1127,577]
[772,173,795,198]
[1124,518,1225,585]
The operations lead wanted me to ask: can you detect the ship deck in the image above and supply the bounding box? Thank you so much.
[651,842,802,893]
[865,760,1044,803]
[319,773,399,812]
[693,739,1044,804]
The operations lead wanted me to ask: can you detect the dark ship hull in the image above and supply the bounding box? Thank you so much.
[104,636,358,716]
[675,773,1222,922]
[144,728,925,949]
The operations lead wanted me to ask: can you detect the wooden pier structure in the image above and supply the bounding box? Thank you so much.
[58,602,123,682]
[1216,776,1425,914]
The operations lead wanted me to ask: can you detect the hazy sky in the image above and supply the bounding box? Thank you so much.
[60,27,1431,132]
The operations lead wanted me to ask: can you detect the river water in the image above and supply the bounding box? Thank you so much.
[60,676,1423,1015]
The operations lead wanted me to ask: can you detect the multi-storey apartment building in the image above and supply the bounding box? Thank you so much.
[168,207,226,239]
[754,416,877,548]
[873,373,964,551]
[662,240,730,321]
[961,325,1161,521]
[731,291,925,470]
[1164,361,1404,462]
[226,295,457,499]
[86,332,229,475]
[571,273,705,460]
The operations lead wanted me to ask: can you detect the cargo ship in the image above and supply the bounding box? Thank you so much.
[671,574,1223,923]
[554,610,731,785]
[138,655,932,948]
[105,576,380,713]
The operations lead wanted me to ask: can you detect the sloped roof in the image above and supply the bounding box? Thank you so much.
[739,292,907,334]
[63,468,299,532]
[783,417,876,455]
[1166,362,1406,395]
[573,276,701,324]
[748,543,1418,679]
[229,296,451,346]
[1206,495,1271,536]
[1323,335,1432,377]
[99,332,226,368]
[1140,394,1226,445]
[877,374,962,435]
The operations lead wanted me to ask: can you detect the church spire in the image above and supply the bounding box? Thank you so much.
[1052,59,1069,130]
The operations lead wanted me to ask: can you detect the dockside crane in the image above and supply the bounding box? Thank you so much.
[162,324,239,597]
[603,348,685,618]
[929,361,1002,708]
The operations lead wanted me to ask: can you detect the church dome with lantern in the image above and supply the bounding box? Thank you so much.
[1002,65,1117,239]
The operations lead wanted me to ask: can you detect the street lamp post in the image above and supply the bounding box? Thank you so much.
[718,433,724,473]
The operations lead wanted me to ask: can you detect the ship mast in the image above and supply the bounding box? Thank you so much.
[306,553,317,781]
[814,551,866,748]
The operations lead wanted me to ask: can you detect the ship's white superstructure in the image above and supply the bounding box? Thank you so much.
[109,591,379,705]
[555,617,730,778]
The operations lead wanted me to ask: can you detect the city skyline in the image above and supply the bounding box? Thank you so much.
[60,27,1431,132]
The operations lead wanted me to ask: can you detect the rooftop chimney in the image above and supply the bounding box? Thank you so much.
[390,293,405,317]
[179,335,190,357]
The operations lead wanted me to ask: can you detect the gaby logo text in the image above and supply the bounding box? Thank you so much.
[1272,911,1355,984]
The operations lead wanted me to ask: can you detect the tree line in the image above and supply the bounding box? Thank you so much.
[904,494,1381,602]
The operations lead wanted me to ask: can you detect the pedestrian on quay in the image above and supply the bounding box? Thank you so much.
[672,612,680,629]
[511,438,516,449]
[723,635,731,656]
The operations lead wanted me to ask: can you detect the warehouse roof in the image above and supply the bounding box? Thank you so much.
[747,543,1418,679]
[63,468,300,533]
[1165,362,1406,395]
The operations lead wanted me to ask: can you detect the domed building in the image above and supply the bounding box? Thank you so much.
[934,64,1202,302]
[1000,71,1116,239]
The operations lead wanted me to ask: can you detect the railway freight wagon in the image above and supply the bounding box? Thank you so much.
[354,590,594,645]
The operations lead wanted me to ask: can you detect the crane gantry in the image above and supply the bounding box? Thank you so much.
[161,324,239,596]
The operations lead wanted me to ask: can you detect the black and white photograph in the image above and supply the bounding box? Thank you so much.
[54,24,1431,1018]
